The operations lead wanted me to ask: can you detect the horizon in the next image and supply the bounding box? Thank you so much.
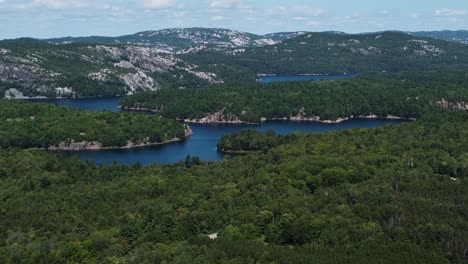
[2,27,468,41]
[0,0,467,39]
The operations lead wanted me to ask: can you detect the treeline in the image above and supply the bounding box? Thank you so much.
[0,100,185,148]
[120,67,468,123]
[0,109,466,263]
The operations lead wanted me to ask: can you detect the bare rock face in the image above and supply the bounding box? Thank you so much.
[114,61,136,69]
[48,141,102,151]
[437,99,468,110]
[0,64,41,84]
[0,48,11,55]
[120,71,158,93]
[184,111,243,124]
[96,45,178,73]
[88,69,113,82]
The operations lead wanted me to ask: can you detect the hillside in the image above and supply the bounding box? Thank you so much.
[179,31,468,75]
[412,30,468,44]
[45,28,304,52]
[0,39,221,98]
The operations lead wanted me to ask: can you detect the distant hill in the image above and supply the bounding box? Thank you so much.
[411,30,468,44]
[45,28,307,52]
[179,31,468,75]
[3,30,468,98]
[0,38,223,98]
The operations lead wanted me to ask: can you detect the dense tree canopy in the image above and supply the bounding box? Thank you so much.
[0,109,466,263]
[0,100,185,148]
[120,67,468,123]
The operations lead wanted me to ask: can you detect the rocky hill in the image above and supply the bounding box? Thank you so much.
[45,28,304,52]
[0,39,221,98]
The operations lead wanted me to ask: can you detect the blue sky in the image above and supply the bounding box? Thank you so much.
[0,0,467,39]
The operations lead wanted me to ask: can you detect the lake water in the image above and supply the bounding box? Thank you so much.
[35,97,121,112]
[257,74,356,83]
[36,97,404,165]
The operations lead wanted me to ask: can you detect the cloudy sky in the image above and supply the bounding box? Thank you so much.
[0,0,467,39]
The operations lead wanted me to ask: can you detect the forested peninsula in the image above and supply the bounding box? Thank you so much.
[119,67,468,123]
[0,100,189,150]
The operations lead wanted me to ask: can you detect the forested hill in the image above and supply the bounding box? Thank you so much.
[119,67,468,123]
[412,30,468,44]
[45,28,302,51]
[0,39,222,98]
[179,31,468,75]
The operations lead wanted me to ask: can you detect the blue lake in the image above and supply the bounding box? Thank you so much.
[257,74,356,83]
[36,97,404,165]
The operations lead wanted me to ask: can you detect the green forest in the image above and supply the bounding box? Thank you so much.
[0,109,466,263]
[179,31,468,76]
[120,67,468,123]
[218,130,296,153]
[0,100,185,149]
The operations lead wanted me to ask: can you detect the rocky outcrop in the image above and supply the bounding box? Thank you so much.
[48,141,103,151]
[436,99,468,111]
[96,45,178,73]
[120,71,158,93]
[4,88,47,99]
[185,124,193,137]
[183,111,244,124]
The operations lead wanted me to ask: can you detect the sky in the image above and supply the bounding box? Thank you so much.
[0,0,467,39]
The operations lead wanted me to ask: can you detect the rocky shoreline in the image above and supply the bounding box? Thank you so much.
[48,124,193,151]
[120,106,414,125]
[181,114,413,125]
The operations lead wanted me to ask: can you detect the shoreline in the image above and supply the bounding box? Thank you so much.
[180,115,415,125]
[119,106,415,124]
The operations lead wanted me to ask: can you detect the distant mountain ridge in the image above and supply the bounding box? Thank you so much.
[179,31,468,75]
[32,28,468,52]
[411,30,468,44]
[45,28,308,52]
[3,29,468,99]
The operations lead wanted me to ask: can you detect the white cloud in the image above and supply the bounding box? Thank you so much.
[210,0,252,10]
[16,0,89,9]
[211,15,224,21]
[435,9,466,16]
[140,0,174,9]
[268,5,325,17]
